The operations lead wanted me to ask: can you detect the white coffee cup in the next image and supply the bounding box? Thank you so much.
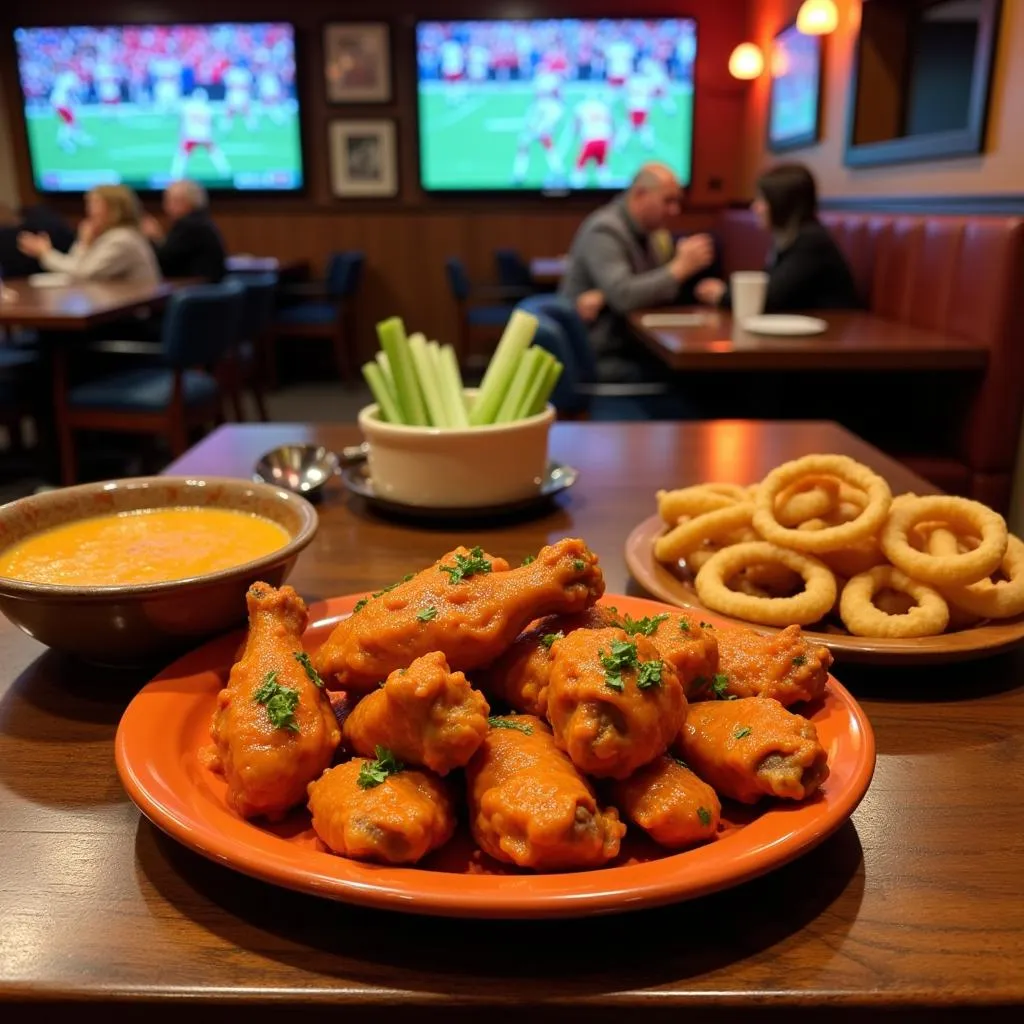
[730,271,769,323]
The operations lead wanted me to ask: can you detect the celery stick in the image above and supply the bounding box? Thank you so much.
[516,349,556,420]
[375,351,395,394]
[409,332,448,428]
[530,358,564,416]
[362,362,403,424]
[470,310,538,425]
[495,347,544,423]
[438,343,470,427]
[377,317,427,426]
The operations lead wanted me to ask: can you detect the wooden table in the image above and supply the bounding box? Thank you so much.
[630,309,991,372]
[2,421,1023,1021]
[226,255,310,281]
[0,280,174,331]
[529,256,567,287]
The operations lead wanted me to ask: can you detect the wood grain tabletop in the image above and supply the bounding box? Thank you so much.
[0,280,173,330]
[1,421,1022,1021]
[629,309,991,372]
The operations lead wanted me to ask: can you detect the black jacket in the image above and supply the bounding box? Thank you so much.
[760,220,862,312]
[153,210,226,281]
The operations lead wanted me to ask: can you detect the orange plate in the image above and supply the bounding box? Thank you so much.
[626,514,1024,666]
[115,593,875,919]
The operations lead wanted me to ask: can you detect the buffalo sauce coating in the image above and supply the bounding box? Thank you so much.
[465,715,625,870]
[209,583,341,821]
[676,696,830,805]
[313,538,605,694]
[645,613,719,699]
[545,627,687,780]
[610,755,721,850]
[307,760,456,865]
[342,651,490,775]
[711,624,832,706]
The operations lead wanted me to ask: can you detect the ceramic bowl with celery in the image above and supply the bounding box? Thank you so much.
[358,311,565,508]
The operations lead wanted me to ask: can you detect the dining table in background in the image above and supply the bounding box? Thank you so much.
[225,255,311,282]
[0,279,174,332]
[629,309,991,372]
[1,420,1022,1022]
[529,255,568,288]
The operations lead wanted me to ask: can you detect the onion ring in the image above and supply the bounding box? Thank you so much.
[754,455,892,554]
[654,503,755,564]
[839,566,949,638]
[775,480,837,527]
[880,495,1007,586]
[656,486,737,524]
[694,542,837,626]
[940,535,1024,619]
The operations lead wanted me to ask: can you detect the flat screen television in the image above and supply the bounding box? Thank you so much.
[13,23,304,193]
[415,18,697,193]
[767,23,823,152]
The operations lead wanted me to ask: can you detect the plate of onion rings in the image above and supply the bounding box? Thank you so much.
[625,453,1024,665]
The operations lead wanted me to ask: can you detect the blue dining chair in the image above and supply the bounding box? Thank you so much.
[55,280,246,484]
[272,250,364,382]
[224,272,277,422]
[445,256,533,365]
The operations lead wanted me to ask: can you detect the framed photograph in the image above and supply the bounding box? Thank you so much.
[329,120,398,198]
[768,23,824,152]
[323,22,392,103]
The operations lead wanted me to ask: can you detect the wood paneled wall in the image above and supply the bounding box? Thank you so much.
[1,1,750,355]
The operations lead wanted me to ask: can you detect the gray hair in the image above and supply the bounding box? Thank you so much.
[169,179,208,210]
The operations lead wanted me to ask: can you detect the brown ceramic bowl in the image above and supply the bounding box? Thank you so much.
[0,476,318,665]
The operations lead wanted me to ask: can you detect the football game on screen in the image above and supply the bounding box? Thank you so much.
[13,23,304,193]
[416,18,696,193]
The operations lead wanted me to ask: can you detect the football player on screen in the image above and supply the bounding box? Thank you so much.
[171,88,231,180]
[568,91,614,189]
[617,70,656,151]
[50,66,93,152]
[512,71,565,186]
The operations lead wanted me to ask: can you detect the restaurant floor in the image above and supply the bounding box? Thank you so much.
[0,381,375,502]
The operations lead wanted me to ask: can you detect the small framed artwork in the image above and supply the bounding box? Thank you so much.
[323,22,392,103]
[329,120,398,198]
[768,22,824,152]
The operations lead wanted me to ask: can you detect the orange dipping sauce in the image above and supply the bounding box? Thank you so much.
[0,507,290,587]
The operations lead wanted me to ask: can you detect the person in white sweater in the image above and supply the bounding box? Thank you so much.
[17,184,161,285]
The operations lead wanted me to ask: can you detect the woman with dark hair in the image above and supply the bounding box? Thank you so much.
[696,162,861,312]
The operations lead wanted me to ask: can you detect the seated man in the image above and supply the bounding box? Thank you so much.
[142,179,226,282]
[558,162,717,380]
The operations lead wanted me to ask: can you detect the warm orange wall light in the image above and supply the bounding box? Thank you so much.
[797,0,840,35]
[728,42,765,80]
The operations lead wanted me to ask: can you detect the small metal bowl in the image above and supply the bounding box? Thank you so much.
[253,443,368,497]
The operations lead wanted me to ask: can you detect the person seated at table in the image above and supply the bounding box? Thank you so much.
[558,162,719,381]
[0,202,75,278]
[17,185,161,285]
[141,179,226,282]
[694,163,861,313]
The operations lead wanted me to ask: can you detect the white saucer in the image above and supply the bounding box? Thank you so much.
[28,273,71,288]
[740,314,828,336]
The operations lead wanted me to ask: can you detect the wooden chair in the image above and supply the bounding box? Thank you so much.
[271,250,364,383]
[53,280,245,485]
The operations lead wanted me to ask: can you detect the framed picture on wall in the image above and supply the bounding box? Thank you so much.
[323,22,392,103]
[329,120,398,197]
[768,22,824,152]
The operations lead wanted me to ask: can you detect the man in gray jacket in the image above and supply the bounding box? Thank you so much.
[559,162,715,378]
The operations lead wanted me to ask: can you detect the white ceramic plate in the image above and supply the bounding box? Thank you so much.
[28,273,71,288]
[741,314,828,336]
[640,313,712,328]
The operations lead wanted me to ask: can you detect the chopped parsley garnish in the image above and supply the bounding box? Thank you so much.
[439,546,492,584]
[521,554,536,566]
[571,558,586,572]
[733,726,752,740]
[711,674,736,700]
[352,598,368,614]
[487,716,534,734]
[540,630,564,650]
[623,613,670,637]
[697,806,712,826]
[636,659,664,690]
[792,655,807,666]
[416,606,438,622]
[293,651,324,689]
[600,639,638,691]
[698,620,716,630]
[679,618,691,632]
[356,745,404,789]
[372,573,416,599]
[253,671,300,733]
